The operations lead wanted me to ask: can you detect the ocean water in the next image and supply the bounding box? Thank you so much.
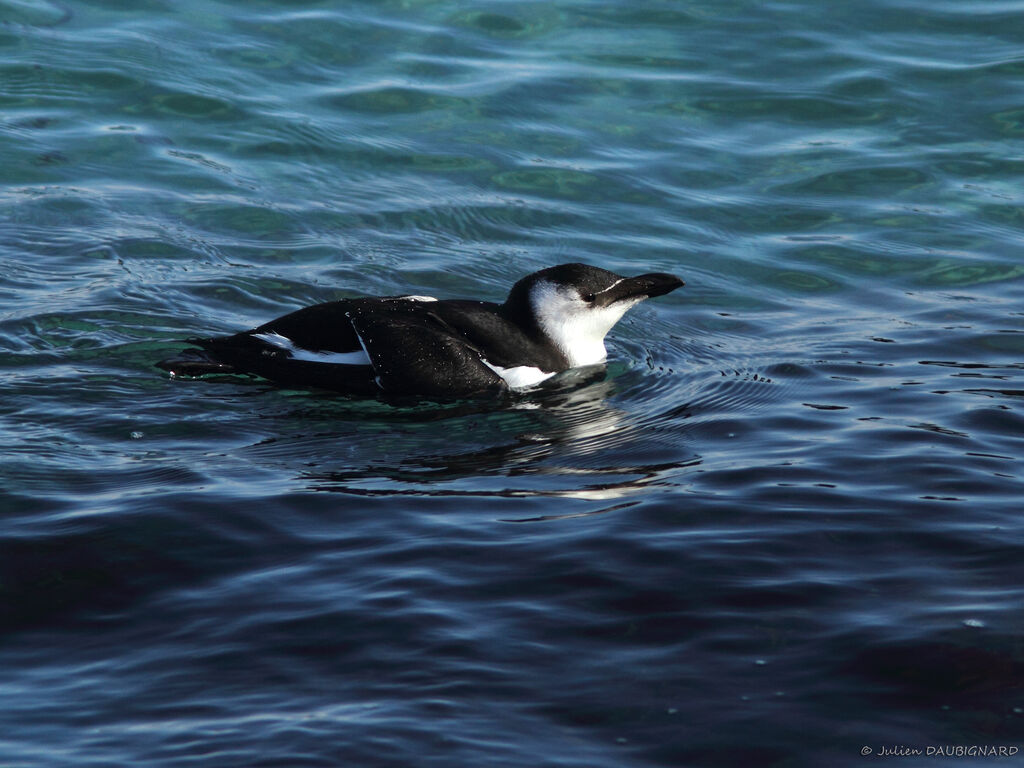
[2,0,1024,765]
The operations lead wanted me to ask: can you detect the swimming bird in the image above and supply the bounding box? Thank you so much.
[156,263,683,398]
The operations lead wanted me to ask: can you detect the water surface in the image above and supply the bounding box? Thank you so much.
[2,0,1024,765]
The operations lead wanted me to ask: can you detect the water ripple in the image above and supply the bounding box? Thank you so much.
[3,0,1024,765]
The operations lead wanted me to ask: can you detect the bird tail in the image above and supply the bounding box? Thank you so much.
[155,340,237,377]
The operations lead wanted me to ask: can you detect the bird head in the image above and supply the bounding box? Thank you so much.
[505,263,684,368]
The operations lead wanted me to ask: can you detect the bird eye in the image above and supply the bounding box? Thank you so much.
[583,293,596,303]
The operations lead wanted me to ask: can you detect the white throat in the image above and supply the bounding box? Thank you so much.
[529,281,641,368]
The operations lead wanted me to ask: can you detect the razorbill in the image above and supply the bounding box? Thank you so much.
[156,263,683,397]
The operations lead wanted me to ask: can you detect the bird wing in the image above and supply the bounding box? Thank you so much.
[167,299,506,397]
[250,300,363,353]
[346,303,506,397]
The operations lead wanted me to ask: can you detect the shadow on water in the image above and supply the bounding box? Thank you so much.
[242,366,707,512]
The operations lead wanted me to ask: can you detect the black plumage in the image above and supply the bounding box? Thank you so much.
[156,263,683,398]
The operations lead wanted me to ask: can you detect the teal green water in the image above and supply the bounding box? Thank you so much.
[2,1,1024,766]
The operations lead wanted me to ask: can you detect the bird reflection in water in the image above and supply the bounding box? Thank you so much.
[281,367,701,516]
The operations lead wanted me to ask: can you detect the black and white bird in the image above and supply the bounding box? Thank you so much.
[157,263,683,398]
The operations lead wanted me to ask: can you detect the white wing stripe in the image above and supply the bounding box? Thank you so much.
[252,331,371,366]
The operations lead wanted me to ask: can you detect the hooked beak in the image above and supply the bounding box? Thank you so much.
[595,272,684,306]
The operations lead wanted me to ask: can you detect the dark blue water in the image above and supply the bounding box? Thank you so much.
[2,1,1024,765]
